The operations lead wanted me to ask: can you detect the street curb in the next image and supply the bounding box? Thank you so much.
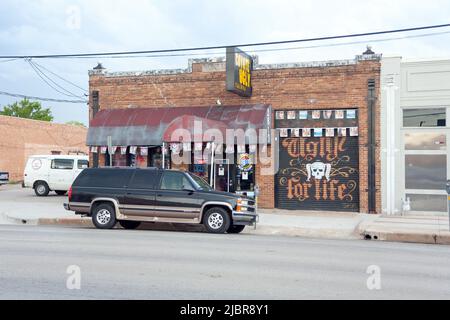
[38,217,94,227]
[12,214,450,245]
[1,212,39,226]
[358,226,450,245]
[34,216,360,240]
[243,225,360,240]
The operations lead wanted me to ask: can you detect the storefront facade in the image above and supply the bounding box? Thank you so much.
[381,57,450,215]
[88,51,381,213]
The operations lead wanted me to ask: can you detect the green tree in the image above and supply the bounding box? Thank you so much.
[0,98,53,121]
[66,120,86,127]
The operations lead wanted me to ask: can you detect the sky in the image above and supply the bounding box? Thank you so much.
[0,0,449,126]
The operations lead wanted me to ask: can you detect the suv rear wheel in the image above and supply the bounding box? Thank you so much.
[92,203,117,229]
[119,220,141,230]
[227,225,246,234]
[34,181,49,197]
[203,207,230,234]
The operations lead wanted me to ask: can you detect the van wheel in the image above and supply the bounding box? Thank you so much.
[119,220,141,230]
[227,225,246,234]
[34,182,49,197]
[55,190,66,196]
[92,203,117,229]
[203,207,230,234]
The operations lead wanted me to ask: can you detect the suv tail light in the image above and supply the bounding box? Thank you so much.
[68,186,73,201]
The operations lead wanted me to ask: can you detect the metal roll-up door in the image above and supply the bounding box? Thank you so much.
[275,136,360,212]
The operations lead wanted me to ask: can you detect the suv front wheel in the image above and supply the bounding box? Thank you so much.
[92,203,117,229]
[203,207,230,234]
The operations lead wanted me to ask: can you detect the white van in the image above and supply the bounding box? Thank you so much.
[23,155,89,196]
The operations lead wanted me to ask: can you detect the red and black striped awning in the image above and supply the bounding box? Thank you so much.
[87,104,272,146]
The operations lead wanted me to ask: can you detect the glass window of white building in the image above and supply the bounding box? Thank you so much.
[402,107,449,214]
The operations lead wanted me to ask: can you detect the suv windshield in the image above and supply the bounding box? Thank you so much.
[188,173,212,191]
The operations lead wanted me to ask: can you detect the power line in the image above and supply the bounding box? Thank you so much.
[245,30,450,54]
[0,90,87,103]
[26,59,85,98]
[27,59,81,98]
[58,29,450,60]
[30,60,88,93]
[1,23,449,59]
[0,58,19,63]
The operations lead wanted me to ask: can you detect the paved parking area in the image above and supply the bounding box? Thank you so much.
[0,184,71,224]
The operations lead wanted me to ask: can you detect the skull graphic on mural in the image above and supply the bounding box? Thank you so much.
[306,162,332,181]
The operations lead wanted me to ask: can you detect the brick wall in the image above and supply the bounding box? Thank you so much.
[0,115,88,181]
[89,57,381,213]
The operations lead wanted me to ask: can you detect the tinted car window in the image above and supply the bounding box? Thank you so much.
[73,169,133,188]
[160,171,191,191]
[188,172,212,191]
[77,160,89,169]
[51,159,74,170]
[128,170,159,189]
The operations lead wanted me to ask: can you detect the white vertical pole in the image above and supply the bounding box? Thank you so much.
[107,136,113,167]
[162,142,165,169]
[210,142,215,188]
[389,85,396,215]
[385,82,398,215]
[385,86,391,215]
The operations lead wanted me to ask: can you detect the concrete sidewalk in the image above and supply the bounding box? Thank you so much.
[358,215,450,245]
[244,209,376,239]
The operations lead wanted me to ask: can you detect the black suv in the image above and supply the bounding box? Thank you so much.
[64,167,258,234]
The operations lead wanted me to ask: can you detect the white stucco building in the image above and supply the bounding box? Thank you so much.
[381,57,450,216]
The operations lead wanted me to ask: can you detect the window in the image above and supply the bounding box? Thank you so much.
[403,108,446,127]
[77,160,89,169]
[160,171,191,191]
[148,147,163,168]
[129,170,159,189]
[405,155,447,190]
[92,91,99,116]
[405,132,446,150]
[51,159,74,170]
[406,194,447,212]
[92,153,99,168]
[113,153,127,167]
[74,169,133,188]
[189,173,212,191]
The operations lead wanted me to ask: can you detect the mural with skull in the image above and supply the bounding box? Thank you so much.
[306,162,332,181]
[276,136,359,212]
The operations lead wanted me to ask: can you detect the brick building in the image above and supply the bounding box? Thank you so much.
[0,115,88,181]
[87,51,381,213]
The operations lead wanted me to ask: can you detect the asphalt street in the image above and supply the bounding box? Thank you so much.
[0,224,449,299]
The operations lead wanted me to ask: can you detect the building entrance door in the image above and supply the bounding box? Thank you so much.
[214,159,230,192]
